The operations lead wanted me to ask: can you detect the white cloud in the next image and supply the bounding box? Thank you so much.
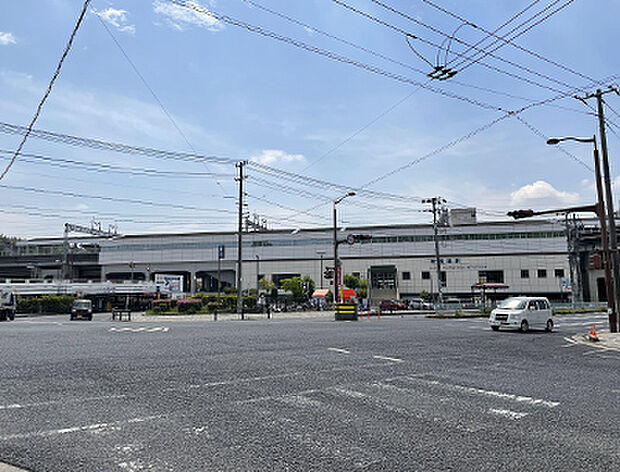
[251,149,306,165]
[0,32,17,46]
[510,180,579,207]
[92,8,136,35]
[152,1,223,32]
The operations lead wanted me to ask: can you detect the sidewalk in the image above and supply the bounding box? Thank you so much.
[573,331,620,352]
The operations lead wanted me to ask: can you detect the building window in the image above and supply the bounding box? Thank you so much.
[402,271,411,280]
[521,269,529,279]
[554,269,565,278]
[421,271,430,280]
[538,269,547,278]
[478,270,504,283]
[352,272,360,279]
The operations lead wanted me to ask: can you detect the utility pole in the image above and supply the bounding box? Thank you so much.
[582,87,620,332]
[235,161,247,319]
[423,197,446,305]
[256,255,260,296]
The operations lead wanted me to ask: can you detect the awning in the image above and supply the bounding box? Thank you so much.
[312,289,329,298]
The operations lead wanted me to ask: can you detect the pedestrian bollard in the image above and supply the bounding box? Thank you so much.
[213,309,217,321]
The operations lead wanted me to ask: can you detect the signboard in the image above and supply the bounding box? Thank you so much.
[561,278,571,292]
[155,274,184,293]
[218,245,225,259]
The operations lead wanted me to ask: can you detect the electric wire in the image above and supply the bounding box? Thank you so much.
[0,0,91,181]
[331,0,578,95]
[0,121,238,165]
[0,184,237,214]
[0,149,234,178]
[167,0,501,111]
[96,12,228,194]
[418,0,596,84]
[450,0,577,74]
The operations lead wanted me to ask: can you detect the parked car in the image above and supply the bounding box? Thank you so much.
[379,299,407,311]
[70,299,93,321]
[488,296,553,333]
[408,298,433,310]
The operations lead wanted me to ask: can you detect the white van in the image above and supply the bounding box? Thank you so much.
[489,297,553,333]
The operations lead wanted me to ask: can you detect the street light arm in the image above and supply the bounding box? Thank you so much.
[508,204,599,219]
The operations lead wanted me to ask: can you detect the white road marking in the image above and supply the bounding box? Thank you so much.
[328,347,351,354]
[0,416,161,441]
[393,377,559,408]
[563,337,579,345]
[0,394,126,411]
[109,326,168,333]
[373,355,403,363]
[488,408,529,420]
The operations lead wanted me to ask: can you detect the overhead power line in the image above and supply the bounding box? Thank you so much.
[168,0,500,111]
[95,12,227,194]
[450,0,577,75]
[0,149,234,178]
[0,121,237,165]
[418,0,595,84]
[331,0,578,95]
[0,0,91,181]
[0,183,237,214]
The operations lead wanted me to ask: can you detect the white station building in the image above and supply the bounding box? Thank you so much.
[4,209,600,303]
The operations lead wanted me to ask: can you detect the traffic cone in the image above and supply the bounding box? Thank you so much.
[589,324,599,342]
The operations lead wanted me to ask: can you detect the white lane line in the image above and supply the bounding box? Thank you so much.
[373,355,404,363]
[0,416,161,441]
[393,377,559,408]
[563,337,579,345]
[328,347,351,354]
[0,394,126,411]
[109,327,168,333]
[488,408,529,420]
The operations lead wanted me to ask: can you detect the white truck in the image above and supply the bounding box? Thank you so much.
[0,289,16,321]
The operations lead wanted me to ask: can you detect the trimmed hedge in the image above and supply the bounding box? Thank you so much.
[147,294,256,315]
[17,295,76,314]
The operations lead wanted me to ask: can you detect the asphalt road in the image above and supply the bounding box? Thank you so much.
[1,312,618,471]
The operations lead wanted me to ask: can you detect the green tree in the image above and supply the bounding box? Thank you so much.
[420,290,430,301]
[280,277,304,297]
[259,277,276,292]
[343,274,361,290]
[357,279,368,299]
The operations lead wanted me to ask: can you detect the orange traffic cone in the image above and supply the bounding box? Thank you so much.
[589,324,599,342]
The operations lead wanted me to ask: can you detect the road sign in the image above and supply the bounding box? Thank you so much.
[218,245,225,259]
[346,234,356,245]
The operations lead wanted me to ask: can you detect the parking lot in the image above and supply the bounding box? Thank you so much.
[1,312,618,471]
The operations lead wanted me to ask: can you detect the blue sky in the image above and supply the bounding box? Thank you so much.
[1,0,620,238]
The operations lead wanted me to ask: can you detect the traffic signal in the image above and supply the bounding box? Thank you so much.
[507,209,535,219]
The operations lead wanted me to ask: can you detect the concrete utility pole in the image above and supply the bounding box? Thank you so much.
[235,161,247,318]
[423,197,446,305]
[582,87,620,332]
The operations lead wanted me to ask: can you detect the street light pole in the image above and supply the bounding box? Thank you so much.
[334,192,355,304]
[547,135,618,332]
[317,250,325,289]
[256,255,260,296]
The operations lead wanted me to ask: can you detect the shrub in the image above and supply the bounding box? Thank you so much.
[176,298,202,314]
[17,295,75,314]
